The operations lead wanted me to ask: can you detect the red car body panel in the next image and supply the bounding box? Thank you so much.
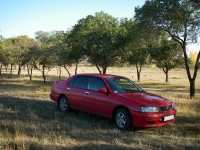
[50,73,177,128]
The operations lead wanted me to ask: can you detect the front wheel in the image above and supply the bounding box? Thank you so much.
[58,96,69,112]
[115,108,132,130]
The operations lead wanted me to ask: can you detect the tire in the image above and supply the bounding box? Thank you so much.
[115,108,132,130]
[58,96,69,112]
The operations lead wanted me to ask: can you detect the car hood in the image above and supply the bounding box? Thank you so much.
[119,92,172,106]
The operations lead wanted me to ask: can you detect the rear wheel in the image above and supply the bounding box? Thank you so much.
[58,96,69,112]
[115,108,132,130]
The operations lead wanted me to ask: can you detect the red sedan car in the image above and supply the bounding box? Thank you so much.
[50,74,176,130]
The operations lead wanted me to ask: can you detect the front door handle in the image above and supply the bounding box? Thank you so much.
[67,88,70,91]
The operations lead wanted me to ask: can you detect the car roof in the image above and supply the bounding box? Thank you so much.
[75,73,124,78]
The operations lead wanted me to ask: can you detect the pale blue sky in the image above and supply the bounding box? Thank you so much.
[0,0,146,38]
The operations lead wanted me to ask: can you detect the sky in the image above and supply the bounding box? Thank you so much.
[0,0,199,51]
[0,0,145,38]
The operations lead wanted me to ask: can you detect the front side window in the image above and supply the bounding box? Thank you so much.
[87,77,106,91]
[105,77,144,93]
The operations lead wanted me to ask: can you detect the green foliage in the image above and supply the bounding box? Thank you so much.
[66,19,88,74]
[135,0,200,43]
[12,35,35,64]
[148,38,184,82]
[124,19,153,81]
[134,0,200,97]
[149,36,184,70]
[50,31,70,66]
[85,12,124,73]
[0,35,35,76]
[68,11,128,74]
[67,18,88,60]
[34,31,60,83]
[0,38,13,67]
[0,3,199,96]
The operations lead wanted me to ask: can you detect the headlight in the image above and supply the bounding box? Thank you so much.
[141,106,159,112]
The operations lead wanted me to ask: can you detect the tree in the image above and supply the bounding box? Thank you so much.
[123,19,152,81]
[84,12,127,74]
[11,35,35,77]
[127,48,149,81]
[67,19,88,74]
[24,44,39,81]
[51,31,72,78]
[149,38,184,82]
[68,12,128,74]
[35,31,57,84]
[135,0,200,98]
[0,37,14,74]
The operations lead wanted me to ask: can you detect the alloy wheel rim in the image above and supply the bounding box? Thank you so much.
[116,112,126,128]
[60,99,67,111]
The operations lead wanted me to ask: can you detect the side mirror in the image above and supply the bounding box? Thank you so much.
[99,88,107,93]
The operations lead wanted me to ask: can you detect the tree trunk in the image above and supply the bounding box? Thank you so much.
[137,71,140,81]
[95,64,101,74]
[18,65,21,77]
[163,68,169,82]
[10,64,13,74]
[189,79,195,99]
[0,64,2,75]
[136,63,142,81]
[165,71,168,82]
[64,65,71,77]
[182,45,199,98]
[75,62,78,75]
[5,66,8,73]
[44,76,46,84]
[59,67,61,80]
[102,67,107,74]
[27,65,30,75]
[189,50,200,98]
[42,65,46,84]
[30,67,33,82]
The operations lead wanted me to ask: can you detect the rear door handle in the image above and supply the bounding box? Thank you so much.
[85,92,89,95]
[67,88,70,91]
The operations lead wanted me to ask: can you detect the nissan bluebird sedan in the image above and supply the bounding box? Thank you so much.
[50,74,176,130]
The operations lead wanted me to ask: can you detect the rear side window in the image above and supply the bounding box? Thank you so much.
[68,78,75,86]
[72,76,88,89]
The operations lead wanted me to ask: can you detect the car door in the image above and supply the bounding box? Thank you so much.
[83,77,111,117]
[65,76,88,110]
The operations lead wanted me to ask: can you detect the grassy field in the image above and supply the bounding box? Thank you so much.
[0,66,200,150]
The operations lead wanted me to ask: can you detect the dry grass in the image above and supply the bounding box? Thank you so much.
[0,66,200,150]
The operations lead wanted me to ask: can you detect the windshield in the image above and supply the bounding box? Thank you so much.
[105,77,144,93]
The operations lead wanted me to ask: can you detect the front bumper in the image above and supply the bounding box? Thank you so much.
[131,109,177,128]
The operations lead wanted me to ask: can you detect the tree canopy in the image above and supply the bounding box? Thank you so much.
[67,12,128,74]
[0,6,199,98]
[134,0,200,98]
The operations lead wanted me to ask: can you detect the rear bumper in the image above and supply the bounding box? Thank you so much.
[131,109,177,128]
[50,93,59,102]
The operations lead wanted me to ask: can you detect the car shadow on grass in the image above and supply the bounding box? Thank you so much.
[1,95,199,131]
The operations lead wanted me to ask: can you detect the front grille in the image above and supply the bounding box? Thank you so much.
[159,104,173,111]
[147,121,154,124]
